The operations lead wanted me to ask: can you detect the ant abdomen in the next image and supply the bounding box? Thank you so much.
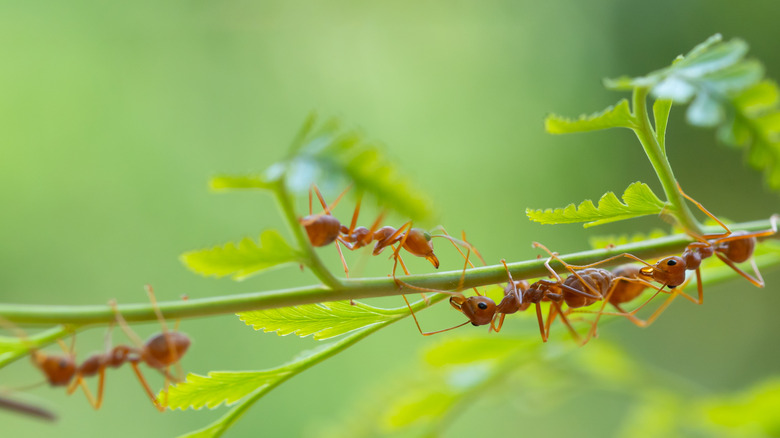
[717,231,755,263]
[143,332,191,368]
[608,265,647,305]
[303,215,341,247]
[563,268,610,308]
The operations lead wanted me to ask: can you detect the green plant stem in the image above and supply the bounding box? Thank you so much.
[0,219,775,326]
[273,180,341,289]
[631,86,703,235]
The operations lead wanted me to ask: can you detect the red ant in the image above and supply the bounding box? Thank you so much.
[420,250,637,345]
[531,242,670,345]
[2,286,189,411]
[300,184,467,277]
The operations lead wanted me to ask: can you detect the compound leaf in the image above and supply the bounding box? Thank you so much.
[526,182,666,228]
[545,99,635,134]
[238,300,401,340]
[181,230,304,280]
[282,116,435,221]
[165,370,291,411]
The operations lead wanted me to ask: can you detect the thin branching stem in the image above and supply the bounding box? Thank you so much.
[0,219,774,326]
[272,180,341,289]
[631,87,703,234]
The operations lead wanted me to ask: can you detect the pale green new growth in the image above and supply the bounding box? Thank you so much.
[545,99,635,133]
[720,80,780,189]
[181,230,304,280]
[238,300,401,340]
[653,99,673,153]
[165,370,291,410]
[280,117,435,222]
[526,182,666,228]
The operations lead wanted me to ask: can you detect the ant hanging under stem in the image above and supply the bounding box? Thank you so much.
[638,183,780,305]
[532,242,669,345]
[1,286,190,411]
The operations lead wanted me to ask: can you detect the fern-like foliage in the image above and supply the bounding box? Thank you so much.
[605,34,780,191]
[215,115,435,222]
[238,300,401,340]
[526,182,666,228]
[166,370,290,410]
[720,80,780,189]
[545,99,635,133]
[181,230,304,280]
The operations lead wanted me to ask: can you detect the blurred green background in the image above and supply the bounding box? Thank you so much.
[2,1,780,437]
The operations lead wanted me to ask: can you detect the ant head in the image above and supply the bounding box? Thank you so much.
[35,354,76,386]
[459,296,496,326]
[641,256,686,287]
[143,332,191,368]
[403,228,439,268]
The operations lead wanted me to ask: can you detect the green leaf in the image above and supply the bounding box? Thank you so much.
[209,175,275,191]
[181,230,304,280]
[237,300,401,340]
[281,116,435,222]
[652,99,673,153]
[0,326,72,369]
[526,182,667,228]
[719,80,780,191]
[165,370,290,410]
[545,99,635,134]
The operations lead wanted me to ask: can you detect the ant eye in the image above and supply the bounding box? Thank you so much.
[477,302,488,310]
[666,259,677,266]
[423,232,432,241]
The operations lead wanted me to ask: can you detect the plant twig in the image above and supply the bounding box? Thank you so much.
[0,219,775,326]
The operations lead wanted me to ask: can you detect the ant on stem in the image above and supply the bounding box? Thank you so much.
[0,286,189,411]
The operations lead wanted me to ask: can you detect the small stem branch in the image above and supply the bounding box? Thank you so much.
[272,181,341,289]
[0,219,774,326]
[631,87,702,234]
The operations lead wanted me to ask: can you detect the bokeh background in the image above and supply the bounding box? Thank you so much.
[2,1,780,437]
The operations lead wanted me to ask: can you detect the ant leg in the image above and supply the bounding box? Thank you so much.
[676,181,732,240]
[534,303,546,342]
[714,253,765,288]
[552,302,583,345]
[400,294,468,336]
[334,240,350,279]
[675,267,703,304]
[708,215,779,244]
[429,226,487,266]
[346,190,363,235]
[375,222,412,256]
[311,184,351,216]
[581,281,622,344]
[534,241,654,271]
[129,362,165,412]
[110,300,145,350]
